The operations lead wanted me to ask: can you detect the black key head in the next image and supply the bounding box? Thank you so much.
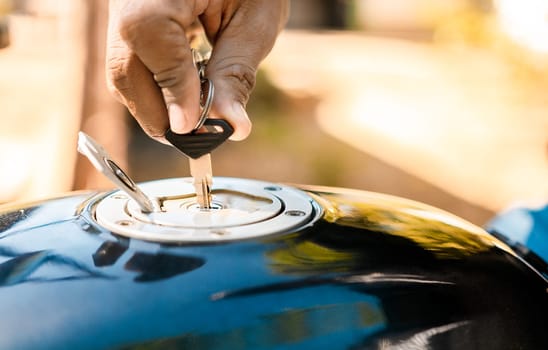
[165,119,234,159]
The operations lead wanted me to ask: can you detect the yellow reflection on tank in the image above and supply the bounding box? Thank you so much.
[269,240,356,274]
[319,189,513,259]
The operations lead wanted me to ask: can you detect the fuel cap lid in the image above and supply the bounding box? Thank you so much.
[92,177,319,243]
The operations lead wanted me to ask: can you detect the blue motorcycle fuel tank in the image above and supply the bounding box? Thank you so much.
[0,177,546,349]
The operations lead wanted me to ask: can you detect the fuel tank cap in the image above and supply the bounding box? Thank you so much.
[92,177,320,243]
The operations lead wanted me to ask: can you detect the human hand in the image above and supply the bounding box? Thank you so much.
[106,0,288,142]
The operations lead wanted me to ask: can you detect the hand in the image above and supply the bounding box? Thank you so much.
[106,0,288,142]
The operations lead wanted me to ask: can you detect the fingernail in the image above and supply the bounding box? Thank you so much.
[168,104,186,133]
[232,102,249,122]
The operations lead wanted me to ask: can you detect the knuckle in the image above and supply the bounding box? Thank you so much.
[117,11,155,41]
[116,1,194,43]
[214,61,257,103]
[117,15,139,41]
[230,63,257,91]
[106,56,125,82]
[106,56,131,94]
[153,66,185,89]
[118,12,171,46]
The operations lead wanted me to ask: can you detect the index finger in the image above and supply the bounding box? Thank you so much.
[114,0,204,134]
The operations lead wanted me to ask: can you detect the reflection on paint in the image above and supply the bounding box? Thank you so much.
[118,302,385,350]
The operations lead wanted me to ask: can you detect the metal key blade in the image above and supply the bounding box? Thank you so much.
[189,153,213,209]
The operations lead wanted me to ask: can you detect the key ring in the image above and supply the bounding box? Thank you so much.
[192,49,214,131]
[194,78,214,131]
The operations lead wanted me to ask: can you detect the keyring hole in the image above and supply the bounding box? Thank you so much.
[194,124,223,134]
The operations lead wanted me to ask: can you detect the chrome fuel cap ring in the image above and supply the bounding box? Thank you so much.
[92,177,320,243]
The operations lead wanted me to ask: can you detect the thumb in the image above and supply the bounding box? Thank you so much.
[206,61,254,141]
[204,1,288,141]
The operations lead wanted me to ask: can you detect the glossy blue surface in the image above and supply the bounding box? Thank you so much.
[1,186,547,349]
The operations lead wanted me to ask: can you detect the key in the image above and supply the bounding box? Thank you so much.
[189,154,213,208]
[77,132,156,213]
[165,49,233,209]
[165,119,234,209]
